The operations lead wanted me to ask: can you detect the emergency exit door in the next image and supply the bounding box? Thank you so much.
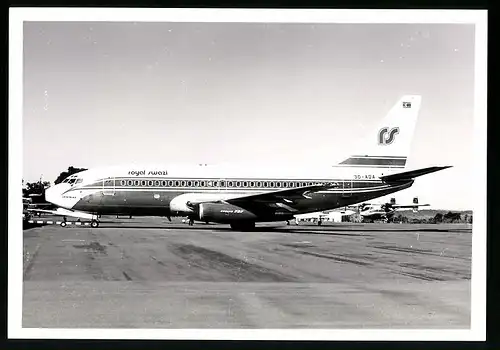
[102,177,115,196]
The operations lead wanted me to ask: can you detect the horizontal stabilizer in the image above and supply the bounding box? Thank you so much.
[380,166,452,182]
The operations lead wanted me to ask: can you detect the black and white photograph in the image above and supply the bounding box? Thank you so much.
[9,8,487,341]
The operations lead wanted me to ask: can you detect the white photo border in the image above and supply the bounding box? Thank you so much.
[8,7,488,341]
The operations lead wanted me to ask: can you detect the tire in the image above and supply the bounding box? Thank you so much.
[91,220,99,228]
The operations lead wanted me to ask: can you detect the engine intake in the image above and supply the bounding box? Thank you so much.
[199,202,257,223]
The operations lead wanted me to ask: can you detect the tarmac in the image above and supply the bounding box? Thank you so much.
[22,216,472,329]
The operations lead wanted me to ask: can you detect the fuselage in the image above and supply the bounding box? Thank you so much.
[45,164,413,223]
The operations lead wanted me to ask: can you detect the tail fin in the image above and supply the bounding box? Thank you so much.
[337,95,422,169]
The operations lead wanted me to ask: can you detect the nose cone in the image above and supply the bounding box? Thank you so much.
[45,184,73,209]
[45,185,60,206]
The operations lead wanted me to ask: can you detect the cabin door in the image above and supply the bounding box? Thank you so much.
[342,179,353,197]
[102,177,116,196]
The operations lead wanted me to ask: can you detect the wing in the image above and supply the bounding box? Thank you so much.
[27,208,58,214]
[28,207,95,220]
[391,204,430,208]
[189,182,341,214]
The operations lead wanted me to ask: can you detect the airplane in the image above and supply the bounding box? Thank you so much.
[44,95,451,231]
[355,197,430,223]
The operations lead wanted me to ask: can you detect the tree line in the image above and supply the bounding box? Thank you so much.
[392,211,472,224]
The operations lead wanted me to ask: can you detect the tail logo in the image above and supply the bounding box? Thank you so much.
[378,127,400,145]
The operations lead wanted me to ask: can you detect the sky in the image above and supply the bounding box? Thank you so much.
[22,22,475,210]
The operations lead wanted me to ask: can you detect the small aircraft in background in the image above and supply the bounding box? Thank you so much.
[354,197,430,223]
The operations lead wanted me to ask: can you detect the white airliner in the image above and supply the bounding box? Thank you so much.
[44,95,451,230]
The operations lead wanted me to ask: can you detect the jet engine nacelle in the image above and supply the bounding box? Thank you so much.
[199,202,257,223]
[169,193,237,215]
[169,194,196,213]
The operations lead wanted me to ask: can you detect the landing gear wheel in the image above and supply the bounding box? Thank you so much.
[91,220,99,228]
[60,222,67,227]
[318,220,322,226]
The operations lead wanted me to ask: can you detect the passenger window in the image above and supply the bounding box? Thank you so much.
[181,181,186,187]
[187,181,192,187]
[154,180,159,186]
[148,180,153,186]
[270,181,275,188]
[134,180,139,186]
[141,180,146,186]
[195,180,199,186]
[220,180,225,187]
[236,181,241,187]
[120,180,125,186]
[263,182,268,188]
[127,180,132,186]
[201,181,206,187]
[228,181,233,187]
[161,180,166,186]
[175,180,180,186]
[168,180,173,187]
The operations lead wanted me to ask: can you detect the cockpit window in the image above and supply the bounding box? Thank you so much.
[62,175,82,185]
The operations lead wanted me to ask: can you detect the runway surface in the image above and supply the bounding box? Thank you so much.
[22,217,472,329]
